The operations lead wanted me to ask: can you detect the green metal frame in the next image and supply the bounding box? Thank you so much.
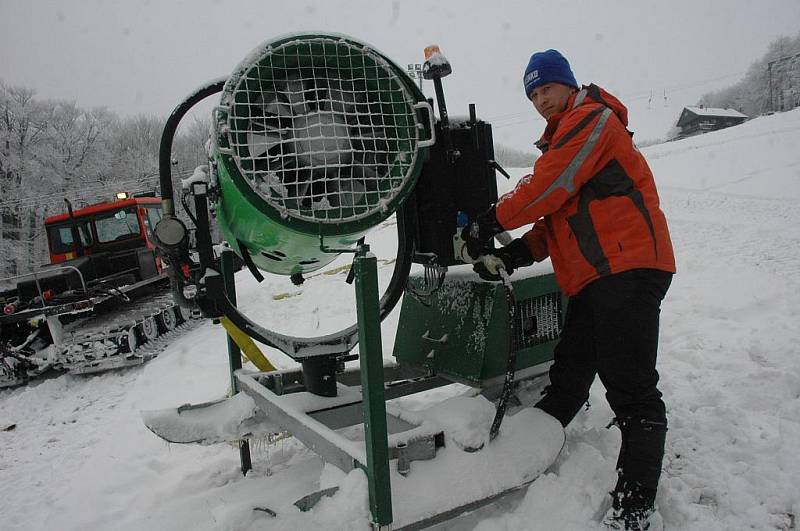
[224,242,396,527]
[221,253,564,528]
[221,250,253,475]
[353,244,393,526]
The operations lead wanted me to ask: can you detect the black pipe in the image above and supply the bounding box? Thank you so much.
[158,78,227,215]
[489,275,518,442]
[200,199,415,358]
[432,77,450,128]
[156,78,226,316]
[64,198,84,258]
[191,184,216,272]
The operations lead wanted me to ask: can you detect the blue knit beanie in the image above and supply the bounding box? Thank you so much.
[523,49,578,98]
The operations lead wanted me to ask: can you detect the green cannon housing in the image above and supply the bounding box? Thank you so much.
[211,34,434,276]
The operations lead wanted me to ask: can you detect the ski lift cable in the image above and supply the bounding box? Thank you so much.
[0,174,169,209]
[0,168,197,209]
[0,178,160,208]
[487,69,748,128]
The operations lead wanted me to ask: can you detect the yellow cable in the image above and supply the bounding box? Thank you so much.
[219,317,277,372]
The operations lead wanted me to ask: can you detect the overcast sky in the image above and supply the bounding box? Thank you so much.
[2,0,799,150]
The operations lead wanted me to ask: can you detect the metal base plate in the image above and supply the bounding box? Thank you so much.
[141,393,279,445]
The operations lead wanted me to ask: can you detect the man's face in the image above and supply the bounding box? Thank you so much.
[529,82,576,120]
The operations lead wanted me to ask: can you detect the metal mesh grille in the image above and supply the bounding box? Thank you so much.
[515,291,563,349]
[223,37,420,224]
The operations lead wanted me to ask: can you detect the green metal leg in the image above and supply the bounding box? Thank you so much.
[221,249,253,476]
[353,245,393,527]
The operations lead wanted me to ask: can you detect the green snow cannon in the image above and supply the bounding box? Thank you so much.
[211,33,435,276]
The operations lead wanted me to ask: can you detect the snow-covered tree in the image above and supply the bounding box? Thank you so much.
[36,102,115,197]
[105,113,163,196]
[699,32,800,116]
[0,82,51,275]
[494,144,536,169]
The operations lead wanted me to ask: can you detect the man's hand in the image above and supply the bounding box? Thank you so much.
[460,205,505,260]
[473,255,508,281]
[472,238,535,281]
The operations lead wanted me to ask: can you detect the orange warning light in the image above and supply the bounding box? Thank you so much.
[424,45,441,60]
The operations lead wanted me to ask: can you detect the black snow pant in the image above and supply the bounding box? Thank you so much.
[535,268,673,505]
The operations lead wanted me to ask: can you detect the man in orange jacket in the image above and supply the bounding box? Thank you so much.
[464,49,675,531]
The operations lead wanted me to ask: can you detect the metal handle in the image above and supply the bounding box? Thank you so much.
[0,265,89,310]
[212,105,233,155]
[414,101,437,148]
[495,231,513,246]
[421,330,448,345]
[212,104,230,121]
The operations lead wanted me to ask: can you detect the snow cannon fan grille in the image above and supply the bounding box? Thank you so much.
[212,34,433,275]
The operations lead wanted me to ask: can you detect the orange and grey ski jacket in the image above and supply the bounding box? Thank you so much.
[496,84,675,295]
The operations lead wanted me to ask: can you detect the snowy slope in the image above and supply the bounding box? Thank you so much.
[2,109,800,531]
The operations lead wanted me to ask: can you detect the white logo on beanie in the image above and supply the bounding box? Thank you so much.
[524,69,539,84]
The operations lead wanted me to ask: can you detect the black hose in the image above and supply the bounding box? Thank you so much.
[158,78,227,213]
[489,272,518,441]
[156,78,227,315]
[203,200,414,359]
[180,190,198,227]
[380,196,416,322]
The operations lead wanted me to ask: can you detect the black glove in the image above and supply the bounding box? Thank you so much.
[472,238,534,281]
[460,205,505,260]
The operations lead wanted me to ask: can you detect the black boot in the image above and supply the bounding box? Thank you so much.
[604,415,667,530]
[603,480,657,530]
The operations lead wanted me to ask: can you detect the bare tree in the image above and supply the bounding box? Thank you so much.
[494,143,537,169]
[106,113,164,194]
[171,113,212,178]
[0,82,51,275]
[34,101,115,194]
[0,86,121,274]
[699,32,800,116]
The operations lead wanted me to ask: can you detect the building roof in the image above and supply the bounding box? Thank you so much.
[676,106,749,128]
[684,106,748,119]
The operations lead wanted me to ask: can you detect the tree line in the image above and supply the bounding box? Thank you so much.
[0,82,208,277]
[698,31,800,117]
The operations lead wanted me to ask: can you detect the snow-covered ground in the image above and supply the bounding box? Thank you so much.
[2,108,800,531]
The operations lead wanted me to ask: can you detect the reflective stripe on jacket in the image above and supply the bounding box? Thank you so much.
[496,84,675,295]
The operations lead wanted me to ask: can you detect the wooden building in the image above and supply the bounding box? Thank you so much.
[676,106,748,138]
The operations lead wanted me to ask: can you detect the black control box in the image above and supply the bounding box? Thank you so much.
[410,116,500,267]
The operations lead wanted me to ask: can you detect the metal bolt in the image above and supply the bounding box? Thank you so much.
[396,441,410,476]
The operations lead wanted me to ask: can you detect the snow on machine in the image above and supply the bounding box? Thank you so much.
[143,34,566,529]
[0,194,195,388]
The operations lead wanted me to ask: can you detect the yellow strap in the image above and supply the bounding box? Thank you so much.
[219,317,277,372]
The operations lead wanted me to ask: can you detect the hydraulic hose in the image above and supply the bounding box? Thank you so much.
[205,200,414,359]
[158,77,227,215]
[489,267,518,441]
